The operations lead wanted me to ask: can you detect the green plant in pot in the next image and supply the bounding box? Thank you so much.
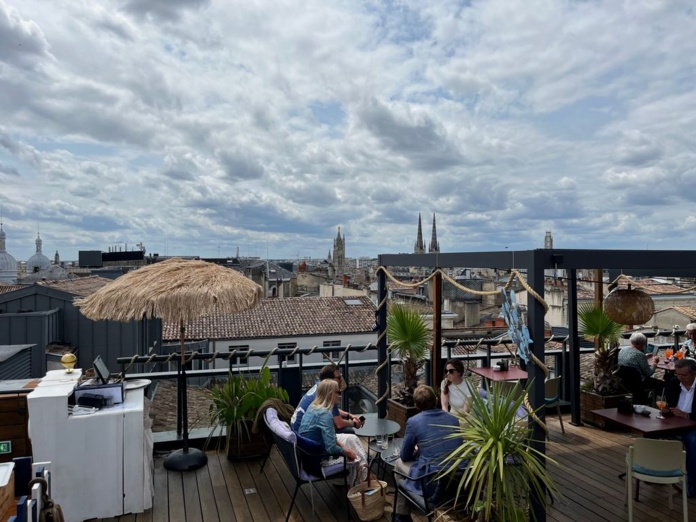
[208,366,289,459]
[578,303,624,396]
[387,303,430,407]
[439,380,560,521]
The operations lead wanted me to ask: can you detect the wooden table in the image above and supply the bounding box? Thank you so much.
[657,360,676,371]
[470,366,528,382]
[592,407,696,437]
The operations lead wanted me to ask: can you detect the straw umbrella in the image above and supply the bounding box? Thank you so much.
[75,257,263,471]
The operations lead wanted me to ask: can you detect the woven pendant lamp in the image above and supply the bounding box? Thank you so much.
[603,284,654,325]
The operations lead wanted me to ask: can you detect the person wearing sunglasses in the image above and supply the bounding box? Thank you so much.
[666,358,696,497]
[441,359,472,415]
[291,363,364,433]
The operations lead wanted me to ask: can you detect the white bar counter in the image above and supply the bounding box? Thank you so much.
[27,370,153,522]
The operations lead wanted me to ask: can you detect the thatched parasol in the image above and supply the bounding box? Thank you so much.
[75,257,263,471]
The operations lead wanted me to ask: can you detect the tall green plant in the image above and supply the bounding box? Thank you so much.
[387,303,430,405]
[208,366,289,453]
[439,381,559,521]
[577,303,624,395]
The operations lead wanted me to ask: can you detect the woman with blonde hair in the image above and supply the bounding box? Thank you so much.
[299,379,367,484]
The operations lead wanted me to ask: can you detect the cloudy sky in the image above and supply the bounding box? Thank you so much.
[1,0,695,262]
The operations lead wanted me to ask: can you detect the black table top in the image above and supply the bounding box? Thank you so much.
[354,417,400,438]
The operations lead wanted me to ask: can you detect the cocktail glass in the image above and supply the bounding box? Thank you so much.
[656,395,667,420]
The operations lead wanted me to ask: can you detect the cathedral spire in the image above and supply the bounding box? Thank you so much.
[428,213,440,253]
[414,213,425,254]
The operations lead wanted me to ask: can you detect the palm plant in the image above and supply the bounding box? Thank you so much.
[208,366,289,455]
[577,303,624,395]
[439,381,559,521]
[387,303,430,406]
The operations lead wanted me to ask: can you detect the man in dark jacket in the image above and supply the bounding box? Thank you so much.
[393,385,462,522]
[666,358,696,496]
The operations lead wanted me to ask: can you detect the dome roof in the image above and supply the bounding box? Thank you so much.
[0,224,17,283]
[26,234,51,272]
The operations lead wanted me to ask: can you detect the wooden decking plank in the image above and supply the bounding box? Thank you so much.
[205,450,236,521]
[195,459,220,522]
[268,445,337,522]
[96,414,696,522]
[233,458,271,521]
[244,457,292,522]
[218,452,254,521]
[151,457,170,522]
[181,466,203,522]
[167,467,186,522]
[260,447,304,522]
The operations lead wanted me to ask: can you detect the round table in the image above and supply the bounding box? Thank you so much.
[354,417,400,438]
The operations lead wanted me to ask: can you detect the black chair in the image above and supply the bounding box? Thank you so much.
[392,466,462,522]
[263,408,350,522]
[616,366,651,405]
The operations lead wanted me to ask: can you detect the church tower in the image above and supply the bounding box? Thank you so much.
[545,230,553,249]
[332,226,345,277]
[414,213,425,254]
[428,214,440,253]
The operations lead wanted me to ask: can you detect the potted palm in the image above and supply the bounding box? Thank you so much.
[577,303,626,428]
[208,366,289,460]
[386,303,430,435]
[438,381,560,521]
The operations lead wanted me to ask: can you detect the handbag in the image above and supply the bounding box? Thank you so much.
[28,477,65,522]
[347,464,388,521]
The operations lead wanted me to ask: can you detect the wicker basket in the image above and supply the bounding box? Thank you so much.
[347,470,388,521]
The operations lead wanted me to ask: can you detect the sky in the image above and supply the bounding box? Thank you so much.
[1,0,695,262]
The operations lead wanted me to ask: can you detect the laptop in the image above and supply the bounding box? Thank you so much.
[93,355,111,385]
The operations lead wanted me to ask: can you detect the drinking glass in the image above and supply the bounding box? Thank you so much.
[655,393,667,420]
[379,433,389,450]
[375,433,384,448]
[392,439,401,458]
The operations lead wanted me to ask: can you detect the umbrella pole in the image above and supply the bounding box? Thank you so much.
[164,320,208,472]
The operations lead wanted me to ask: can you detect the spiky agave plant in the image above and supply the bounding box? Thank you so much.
[387,303,430,406]
[438,380,560,521]
[578,303,624,395]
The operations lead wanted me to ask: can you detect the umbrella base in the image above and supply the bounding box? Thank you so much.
[164,447,208,472]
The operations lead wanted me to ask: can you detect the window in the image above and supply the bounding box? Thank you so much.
[323,340,341,360]
[229,345,250,368]
[278,342,297,364]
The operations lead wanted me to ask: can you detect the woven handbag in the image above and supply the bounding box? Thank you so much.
[347,465,388,521]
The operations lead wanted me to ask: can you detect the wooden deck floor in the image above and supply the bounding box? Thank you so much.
[98,416,696,521]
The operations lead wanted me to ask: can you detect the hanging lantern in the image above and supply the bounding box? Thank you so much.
[603,284,654,325]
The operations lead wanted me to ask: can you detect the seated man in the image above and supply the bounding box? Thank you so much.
[666,358,696,497]
[394,385,463,522]
[679,323,696,357]
[290,363,364,433]
[617,332,664,396]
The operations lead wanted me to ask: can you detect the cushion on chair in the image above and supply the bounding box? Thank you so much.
[265,408,296,443]
[296,432,332,477]
[632,464,684,478]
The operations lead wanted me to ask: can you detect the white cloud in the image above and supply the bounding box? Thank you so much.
[0,0,695,260]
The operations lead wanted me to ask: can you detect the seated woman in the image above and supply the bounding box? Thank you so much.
[617,332,665,396]
[441,359,472,416]
[298,379,367,485]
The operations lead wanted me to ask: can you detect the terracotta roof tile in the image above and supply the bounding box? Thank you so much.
[37,276,114,297]
[634,278,690,295]
[0,284,28,294]
[163,296,376,341]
